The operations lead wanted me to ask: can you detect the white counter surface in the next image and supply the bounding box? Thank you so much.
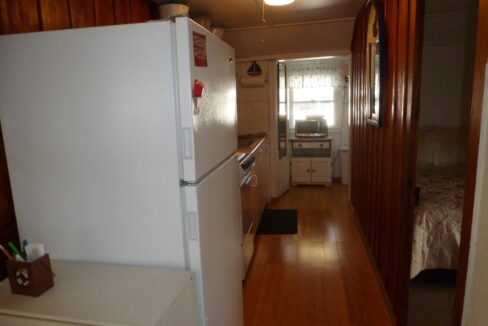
[0,261,198,326]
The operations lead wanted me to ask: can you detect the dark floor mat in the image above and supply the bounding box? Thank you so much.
[256,209,298,235]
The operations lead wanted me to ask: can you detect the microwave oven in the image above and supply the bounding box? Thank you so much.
[295,119,328,138]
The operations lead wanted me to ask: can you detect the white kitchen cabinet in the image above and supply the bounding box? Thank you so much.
[0,261,199,326]
[291,158,312,183]
[311,158,332,183]
[290,138,332,186]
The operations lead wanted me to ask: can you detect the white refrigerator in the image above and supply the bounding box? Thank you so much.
[0,18,243,326]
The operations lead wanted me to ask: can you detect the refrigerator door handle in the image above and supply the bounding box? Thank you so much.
[183,128,193,159]
[187,211,199,241]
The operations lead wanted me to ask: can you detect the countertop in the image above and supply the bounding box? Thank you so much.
[0,261,198,326]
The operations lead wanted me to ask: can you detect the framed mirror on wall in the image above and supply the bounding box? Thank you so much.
[366,0,387,127]
[278,62,287,159]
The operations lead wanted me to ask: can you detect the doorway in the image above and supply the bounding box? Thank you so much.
[277,56,351,187]
[407,0,478,324]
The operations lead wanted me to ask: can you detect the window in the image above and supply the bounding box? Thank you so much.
[280,58,348,130]
[279,87,287,117]
[289,87,335,127]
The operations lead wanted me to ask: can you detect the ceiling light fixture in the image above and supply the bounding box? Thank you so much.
[264,0,295,6]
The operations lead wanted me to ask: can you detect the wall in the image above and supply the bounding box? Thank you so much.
[236,61,271,136]
[417,1,477,171]
[417,127,469,166]
[350,0,422,324]
[0,0,155,280]
[223,18,354,59]
[419,12,472,128]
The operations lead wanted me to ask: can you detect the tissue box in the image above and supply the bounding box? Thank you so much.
[6,254,54,297]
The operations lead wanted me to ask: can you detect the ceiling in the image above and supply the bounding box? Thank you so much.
[185,0,364,29]
[174,0,475,29]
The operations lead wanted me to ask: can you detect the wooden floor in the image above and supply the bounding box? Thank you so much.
[243,186,394,326]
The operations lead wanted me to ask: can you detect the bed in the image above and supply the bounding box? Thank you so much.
[410,165,465,278]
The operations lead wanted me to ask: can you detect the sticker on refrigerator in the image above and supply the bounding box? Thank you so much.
[192,32,207,67]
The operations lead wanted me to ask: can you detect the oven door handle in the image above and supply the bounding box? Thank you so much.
[249,174,258,187]
[244,173,258,187]
[240,171,253,187]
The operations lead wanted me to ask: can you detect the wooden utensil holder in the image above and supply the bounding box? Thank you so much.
[6,254,54,297]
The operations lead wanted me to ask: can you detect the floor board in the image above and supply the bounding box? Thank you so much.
[243,186,394,326]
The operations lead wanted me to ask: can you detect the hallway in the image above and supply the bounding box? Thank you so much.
[243,186,394,326]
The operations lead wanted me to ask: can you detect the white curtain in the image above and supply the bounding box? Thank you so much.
[279,60,348,128]
[285,65,345,88]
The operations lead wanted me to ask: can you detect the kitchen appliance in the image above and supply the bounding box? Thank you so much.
[239,153,256,185]
[0,18,242,326]
[295,118,328,138]
[238,153,257,278]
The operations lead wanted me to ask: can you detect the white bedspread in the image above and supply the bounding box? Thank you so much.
[410,166,465,278]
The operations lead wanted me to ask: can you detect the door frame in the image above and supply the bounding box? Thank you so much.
[453,0,488,323]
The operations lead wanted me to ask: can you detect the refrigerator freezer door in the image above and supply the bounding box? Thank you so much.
[184,155,244,326]
[176,18,238,182]
[0,22,187,268]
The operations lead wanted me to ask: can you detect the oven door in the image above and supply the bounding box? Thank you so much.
[240,169,258,279]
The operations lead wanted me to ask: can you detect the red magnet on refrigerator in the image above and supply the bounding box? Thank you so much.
[193,79,204,98]
[193,80,204,114]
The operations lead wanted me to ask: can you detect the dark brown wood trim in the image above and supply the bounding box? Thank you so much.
[402,0,424,321]
[454,0,488,324]
[0,125,20,280]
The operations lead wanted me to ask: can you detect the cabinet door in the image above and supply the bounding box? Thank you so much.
[291,158,311,183]
[311,158,332,184]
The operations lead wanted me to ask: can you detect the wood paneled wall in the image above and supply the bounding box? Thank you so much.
[0,0,156,280]
[0,0,156,35]
[350,0,423,324]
